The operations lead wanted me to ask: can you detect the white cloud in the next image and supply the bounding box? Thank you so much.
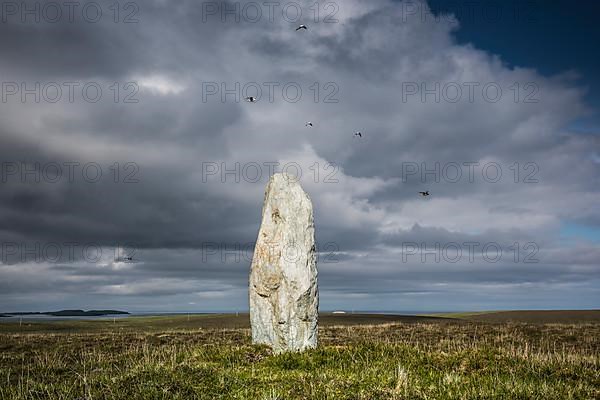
[137,75,186,95]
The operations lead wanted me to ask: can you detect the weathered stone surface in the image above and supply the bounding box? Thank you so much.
[249,173,318,353]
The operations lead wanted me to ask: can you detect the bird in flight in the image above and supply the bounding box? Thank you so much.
[296,25,308,31]
[354,131,363,138]
[115,256,135,263]
[305,122,313,127]
[245,96,257,103]
[419,191,430,197]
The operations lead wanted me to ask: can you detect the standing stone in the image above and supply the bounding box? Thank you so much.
[249,173,318,353]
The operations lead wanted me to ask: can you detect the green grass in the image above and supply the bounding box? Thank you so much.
[0,315,598,399]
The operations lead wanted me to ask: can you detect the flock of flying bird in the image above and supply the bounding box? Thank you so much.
[243,25,364,140]
[307,121,362,138]
[113,24,429,267]
[243,24,429,198]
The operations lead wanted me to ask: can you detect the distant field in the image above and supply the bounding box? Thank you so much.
[0,313,454,334]
[440,310,600,323]
[0,311,598,399]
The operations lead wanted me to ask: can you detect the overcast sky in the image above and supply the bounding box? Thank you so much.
[0,0,598,312]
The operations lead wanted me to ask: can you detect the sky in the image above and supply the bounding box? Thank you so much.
[0,0,598,313]
[428,0,600,132]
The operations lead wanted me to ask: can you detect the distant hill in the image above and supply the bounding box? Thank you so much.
[430,310,600,323]
[5,310,129,317]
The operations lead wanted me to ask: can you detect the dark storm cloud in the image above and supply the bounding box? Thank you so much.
[0,0,239,80]
[0,0,599,312]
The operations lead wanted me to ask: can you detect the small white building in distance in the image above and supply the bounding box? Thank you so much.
[332,311,347,314]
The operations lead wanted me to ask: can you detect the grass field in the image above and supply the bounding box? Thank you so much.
[0,311,598,399]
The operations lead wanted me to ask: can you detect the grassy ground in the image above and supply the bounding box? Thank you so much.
[0,312,598,399]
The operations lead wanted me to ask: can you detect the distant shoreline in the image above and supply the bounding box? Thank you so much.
[1,310,129,317]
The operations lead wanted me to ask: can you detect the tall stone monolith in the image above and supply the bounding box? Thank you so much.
[249,173,318,353]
